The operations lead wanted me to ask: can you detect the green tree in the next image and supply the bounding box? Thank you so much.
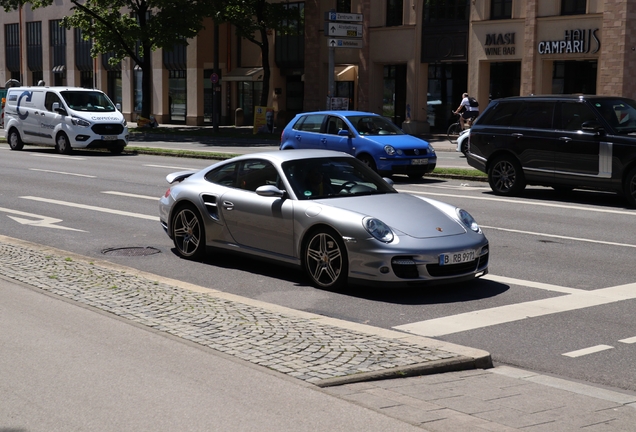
[1,0,212,119]
[211,0,303,108]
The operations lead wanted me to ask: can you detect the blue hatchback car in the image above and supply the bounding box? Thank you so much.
[279,111,436,179]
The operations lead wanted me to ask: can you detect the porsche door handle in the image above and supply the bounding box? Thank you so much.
[222,201,234,210]
[511,133,523,138]
[559,137,572,142]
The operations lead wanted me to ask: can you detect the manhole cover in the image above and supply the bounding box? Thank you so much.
[101,247,161,257]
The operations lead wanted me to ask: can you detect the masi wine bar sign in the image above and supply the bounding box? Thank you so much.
[484,33,516,55]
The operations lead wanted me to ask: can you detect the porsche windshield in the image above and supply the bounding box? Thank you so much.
[282,157,397,200]
[61,91,117,112]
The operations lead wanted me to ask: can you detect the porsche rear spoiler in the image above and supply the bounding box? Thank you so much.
[165,170,196,184]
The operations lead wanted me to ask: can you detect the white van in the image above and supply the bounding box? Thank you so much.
[3,86,128,154]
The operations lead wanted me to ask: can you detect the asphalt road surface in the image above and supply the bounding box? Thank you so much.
[1,145,635,394]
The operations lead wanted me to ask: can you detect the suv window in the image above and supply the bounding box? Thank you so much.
[293,114,325,133]
[559,102,598,131]
[509,102,554,129]
[478,101,522,126]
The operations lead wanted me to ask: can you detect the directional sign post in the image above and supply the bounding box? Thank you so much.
[325,10,364,109]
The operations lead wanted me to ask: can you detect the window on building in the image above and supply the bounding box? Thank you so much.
[26,21,43,85]
[133,68,142,113]
[107,71,122,106]
[275,2,305,69]
[336,0,350,13]
[50,20,66,86]
[238,81,263,126]
[169,70,187,122]
[491,0,512,20]
[5,23,21,80]
[561,0,586,15]
[386,0,403,27]
[424,0,470,22]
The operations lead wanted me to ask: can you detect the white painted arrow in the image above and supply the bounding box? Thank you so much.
[0,207,85,232]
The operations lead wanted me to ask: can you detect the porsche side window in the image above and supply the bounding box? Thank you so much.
[237,160,280,192]
[204,162,239,187]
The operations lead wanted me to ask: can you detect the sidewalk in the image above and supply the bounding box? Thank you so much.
[2,235,636,430]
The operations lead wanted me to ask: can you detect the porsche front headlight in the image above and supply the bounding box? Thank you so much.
[457,208,481,233]
[363,217,394,243]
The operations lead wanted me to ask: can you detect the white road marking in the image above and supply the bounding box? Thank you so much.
[31,153,86,160]
[20,196,159,221]
[403,189,636,217]
[481,225,636,249]
[29,168,96,178]
[562,345,614,358]
[618,337,636,344]
[102,191,158,200]
[144,164,199,170]
[0,206,84,231]
[394,280,636,337]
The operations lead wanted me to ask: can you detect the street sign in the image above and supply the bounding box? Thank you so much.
[210,73,219,84]
[328,38,363,49]
[324,22,363,38]
[325,12,363,22]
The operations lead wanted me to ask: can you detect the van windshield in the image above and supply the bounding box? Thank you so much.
[61,91,116,112]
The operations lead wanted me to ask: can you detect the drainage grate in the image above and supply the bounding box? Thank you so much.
[101,246,161,257]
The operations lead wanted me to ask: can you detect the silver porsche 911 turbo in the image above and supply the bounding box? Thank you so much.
[159,150,489,289]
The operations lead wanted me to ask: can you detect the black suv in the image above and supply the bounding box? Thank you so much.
[466,95,636,207]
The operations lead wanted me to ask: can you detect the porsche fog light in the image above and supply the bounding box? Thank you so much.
[364,217,394,243]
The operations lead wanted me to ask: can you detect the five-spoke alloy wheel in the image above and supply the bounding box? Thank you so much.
[171,205,206,259]
[303,228,348,290]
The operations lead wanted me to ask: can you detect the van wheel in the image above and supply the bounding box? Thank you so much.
[8,129,24,150]
[56,132,72,155]
[110,145,124,155]
[625,167,636,208]
[488,155,526,196]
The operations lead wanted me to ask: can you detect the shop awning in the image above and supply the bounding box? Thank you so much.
[223,67,264,82]
[335,65,356,81]
[52,65,66,73]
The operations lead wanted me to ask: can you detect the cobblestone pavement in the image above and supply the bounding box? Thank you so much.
[0,236,489,387]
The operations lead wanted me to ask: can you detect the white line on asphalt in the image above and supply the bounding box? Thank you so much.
[393,280,636,337]
[562,345,614,358]
[102,191,158,200]
[20,196,159,221]
[29,168,96,178]
[403,189,636,217]
[618,336,636,344]
[0,206,84,231]
[144,164,199,170]
[481,225,636,249]
[31,153,86,160]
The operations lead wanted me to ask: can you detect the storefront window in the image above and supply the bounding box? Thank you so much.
[133,68,142,113]
[169,70,186,122]
[238,81,263,126]
[552,60,597,94]
[562,0,586,15]
[490,62,520,99]
[491,0,512,20]
[107,71,122,106]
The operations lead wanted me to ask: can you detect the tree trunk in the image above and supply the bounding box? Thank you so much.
[140,43,153,120]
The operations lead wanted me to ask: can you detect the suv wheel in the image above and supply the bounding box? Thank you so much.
[625,167,636,208]
[488,156,526,196]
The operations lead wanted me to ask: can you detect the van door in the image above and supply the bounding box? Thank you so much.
[41,91,65,146]
[13,89,45,144]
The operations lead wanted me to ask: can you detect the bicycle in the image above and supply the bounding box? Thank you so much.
[447,111,475,142]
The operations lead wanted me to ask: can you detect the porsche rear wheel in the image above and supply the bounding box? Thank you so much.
[303,228,348,290]
[171,205,206,259]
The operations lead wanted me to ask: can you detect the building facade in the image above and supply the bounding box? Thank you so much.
[2,1,636,132]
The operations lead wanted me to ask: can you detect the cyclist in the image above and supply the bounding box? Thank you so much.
[454,92,479,130]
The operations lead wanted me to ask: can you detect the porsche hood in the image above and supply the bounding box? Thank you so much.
[323,193,466,238]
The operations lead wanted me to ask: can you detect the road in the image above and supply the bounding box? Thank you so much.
[1,144,635,394]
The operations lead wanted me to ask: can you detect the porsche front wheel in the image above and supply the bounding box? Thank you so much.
[303,228,348,290]
[171,205,206,259]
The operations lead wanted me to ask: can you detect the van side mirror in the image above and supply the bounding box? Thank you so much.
[52,102,66,115]
[116,103,122,111]
[581,120,604,134]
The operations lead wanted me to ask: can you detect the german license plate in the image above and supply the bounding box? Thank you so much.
[411,158,428,165]
[102,135,117,141]
[439,250,475,266]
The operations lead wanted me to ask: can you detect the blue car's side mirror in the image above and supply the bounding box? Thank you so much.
[338,129,350,137]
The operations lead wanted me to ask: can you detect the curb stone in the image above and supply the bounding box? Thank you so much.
[0,234,491,387]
